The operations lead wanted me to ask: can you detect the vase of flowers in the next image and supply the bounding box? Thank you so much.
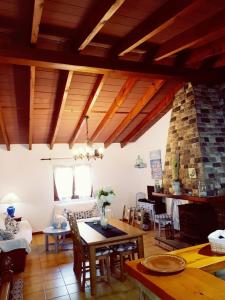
[96,186,115,229]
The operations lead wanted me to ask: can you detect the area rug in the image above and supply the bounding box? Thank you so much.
[11,279,23,300]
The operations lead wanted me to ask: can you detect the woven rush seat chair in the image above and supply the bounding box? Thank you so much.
[154,199,175,237]
[67,213,112,291]
[110,241,138,280]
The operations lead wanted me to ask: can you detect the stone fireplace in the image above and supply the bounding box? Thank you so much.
[163,82,225,196]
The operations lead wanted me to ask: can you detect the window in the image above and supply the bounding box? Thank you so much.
[53,165,92,200]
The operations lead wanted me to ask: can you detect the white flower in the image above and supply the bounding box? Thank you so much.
[106,193,114,203]
[100,195,106,202]
[96,187,115,209]
[104,186,113,193]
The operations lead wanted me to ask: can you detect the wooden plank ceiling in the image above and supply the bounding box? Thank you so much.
[0,0,225,150]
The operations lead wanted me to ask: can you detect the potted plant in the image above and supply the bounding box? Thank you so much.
[172,153,181,195]
[142,212,151,231]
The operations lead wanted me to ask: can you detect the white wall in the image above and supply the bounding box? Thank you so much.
[0,111,171,232]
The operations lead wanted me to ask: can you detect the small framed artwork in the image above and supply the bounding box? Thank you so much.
[150,150,163,179]
[188,168,196,179]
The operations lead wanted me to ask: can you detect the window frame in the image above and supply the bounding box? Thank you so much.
[53,163,93,201]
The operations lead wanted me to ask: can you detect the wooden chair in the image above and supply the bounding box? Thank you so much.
[121,205,134,224]
[110,241,139,281]
[114,206,141,280]
[67,213,111,291]
[154,199,175,237]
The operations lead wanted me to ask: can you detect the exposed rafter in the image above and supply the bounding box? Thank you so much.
[199,55,221,70]
[69,74,107,149]
[39,24,148,54]
[78,0,125,51]
[0,106,10,151]
[120,83,184,147]
[114,0,195,57]
[186,37,225,66]
[214,54,225,67]
[0,47,223,82]
[29,66,35,150]
[154,8,225,61]
[31,0,45,45]
[50,70,73,149]
[90,76,138,142]
[104,79,165,147]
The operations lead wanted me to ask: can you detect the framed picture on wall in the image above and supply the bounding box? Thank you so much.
[149,150,163,179]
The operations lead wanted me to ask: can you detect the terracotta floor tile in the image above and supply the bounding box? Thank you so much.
[44,278,65,289]
[52,296,70,300]
[66,283,80,294]
[23,282,44,295]
[22,231,166,299]
[45,286,68,299]
[63,275,77,285]
[23,290,46,300]
[44,272,63,281]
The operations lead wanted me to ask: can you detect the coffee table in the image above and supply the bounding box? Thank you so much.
[43,225,71,253]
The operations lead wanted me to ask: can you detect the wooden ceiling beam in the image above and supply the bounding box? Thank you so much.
[120,83,184,147]
[186,37,225,66]
[0,47,224,82]
[50,70,73,149]
[90,76,138,142]
[69,74,107,149]
[40,24,148,53]
[155,8,225,61]
[199,55,221,70]
[0,107,10,151]
[214,54,225,67]
[31,0,45,45]
[114,0,196,57]
[78,0,125,51]
[104,79,165,147]
[29,66,35,150]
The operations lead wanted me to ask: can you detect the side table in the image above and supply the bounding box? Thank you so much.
[43,226,71,253]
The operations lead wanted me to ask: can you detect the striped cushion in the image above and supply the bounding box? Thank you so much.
[112,242,137,252]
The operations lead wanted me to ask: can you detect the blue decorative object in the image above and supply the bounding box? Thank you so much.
[7,206,15,218]
[52,222,58,229]
[61,221,67,229]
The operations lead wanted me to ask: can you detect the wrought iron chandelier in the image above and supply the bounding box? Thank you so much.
[73,116,104,160]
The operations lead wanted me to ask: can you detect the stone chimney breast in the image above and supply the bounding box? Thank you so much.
[163,82,225,196]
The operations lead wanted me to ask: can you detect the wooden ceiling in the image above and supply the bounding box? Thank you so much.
[1,0,225,150]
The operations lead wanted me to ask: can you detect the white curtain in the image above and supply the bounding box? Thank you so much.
[54,166,73,200]
[54,165,92,200]
[75,165,92,197]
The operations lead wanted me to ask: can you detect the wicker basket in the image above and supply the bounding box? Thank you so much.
[208,230,225,254]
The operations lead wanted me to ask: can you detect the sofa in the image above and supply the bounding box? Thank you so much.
[53,198,100,223]
[0,215,32,272]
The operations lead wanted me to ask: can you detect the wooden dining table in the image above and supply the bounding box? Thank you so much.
[77,218,145,296]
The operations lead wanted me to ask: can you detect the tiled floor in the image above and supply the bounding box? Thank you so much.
[16,230,166,299]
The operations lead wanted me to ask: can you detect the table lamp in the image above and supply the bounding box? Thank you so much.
[0,193,20,217]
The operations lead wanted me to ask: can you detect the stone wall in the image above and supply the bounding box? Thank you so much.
[163,82,225,196]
